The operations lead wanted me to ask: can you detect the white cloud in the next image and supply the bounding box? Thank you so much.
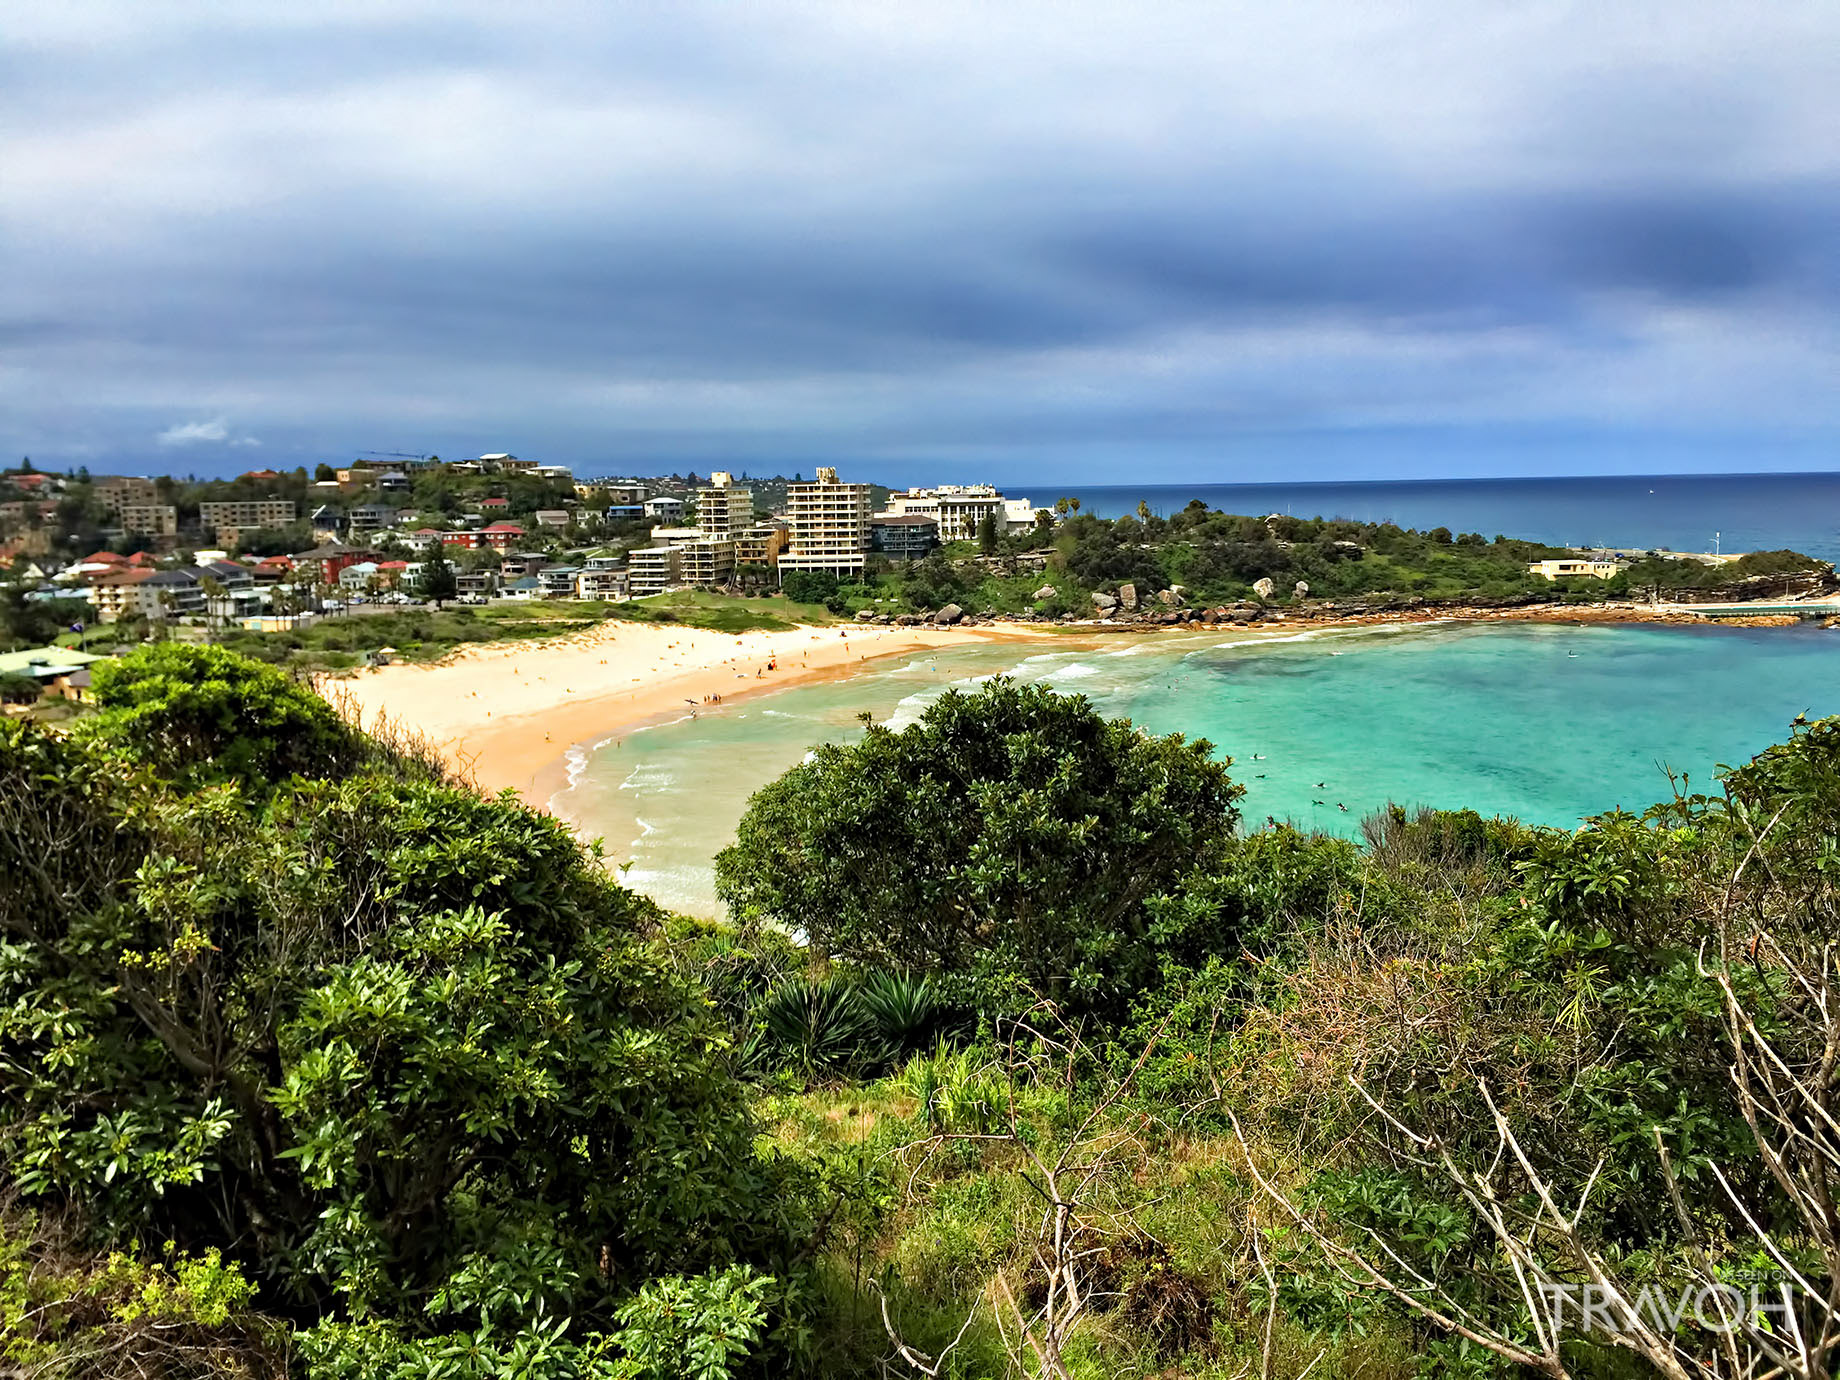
[156,416,259,447]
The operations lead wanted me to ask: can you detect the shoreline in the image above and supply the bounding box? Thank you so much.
[330,618,1066,811]
[331,599,1819,824]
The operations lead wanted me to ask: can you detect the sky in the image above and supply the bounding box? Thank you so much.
[5,1,1838,485]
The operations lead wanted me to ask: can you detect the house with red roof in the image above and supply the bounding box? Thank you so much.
[480,522,526,551]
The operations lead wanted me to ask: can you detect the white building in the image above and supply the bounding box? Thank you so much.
[882,484,1032,543]
[628,545,681,596]
[644,496,686,522]
[782,467,873,576]
[696,471,754,540]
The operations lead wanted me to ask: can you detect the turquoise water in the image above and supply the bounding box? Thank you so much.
[553,622,1840,917]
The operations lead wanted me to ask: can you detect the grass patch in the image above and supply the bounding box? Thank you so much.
[599,590,838,633]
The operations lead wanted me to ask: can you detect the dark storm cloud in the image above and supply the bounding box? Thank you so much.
[4,1,1838,478]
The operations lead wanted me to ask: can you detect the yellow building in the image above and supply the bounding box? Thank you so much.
[1528,558,1624,580]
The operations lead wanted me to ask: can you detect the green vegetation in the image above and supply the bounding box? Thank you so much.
[1,645,813,1377]
[600,589,838,634]
[205,594,834,673]
[717,678,1244,1012]
[9,644,1840,1378]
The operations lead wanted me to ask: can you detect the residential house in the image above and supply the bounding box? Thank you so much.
[643,496,686,522]
[479,497,511,513]
[499,553,550,578]
[375,471,410,493]
[339,561,383,592]
[479,522,525,551]
[440,530,484,550]
[292,543,378,585]
[346,504,399,536]
[309,505,345,541]
[143,569,205,617]
[576,567,629,600]
[533,509,572,529]
[501,576,543,600]
[537,565,581,599]
[455,570,500,598]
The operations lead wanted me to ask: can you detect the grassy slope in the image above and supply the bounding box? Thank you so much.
[199,592,840,671]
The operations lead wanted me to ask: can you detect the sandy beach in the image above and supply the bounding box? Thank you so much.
[331,619,1061,807]
[330,598,1815,821]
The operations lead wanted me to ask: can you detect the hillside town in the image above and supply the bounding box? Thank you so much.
[0,454,1043,626]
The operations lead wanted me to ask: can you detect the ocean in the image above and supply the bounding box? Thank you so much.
[1026,472,1840,562]
[556,620,1840,919]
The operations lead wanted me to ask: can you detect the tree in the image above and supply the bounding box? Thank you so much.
[76,642,364,793]
[422,549,458,608]
[314,463,337,482]
[0,676,816,1373]
[780,569,840,605]
[715,678,1243,1010]
[977,511,999,555]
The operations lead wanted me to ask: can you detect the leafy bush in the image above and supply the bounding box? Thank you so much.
[77,642,362,791]
[0,701,818,1369]
[716,678,1242,1013]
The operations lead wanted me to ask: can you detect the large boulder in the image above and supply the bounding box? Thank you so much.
[1033,585,1057,601]
[1156,588,1185,607]
[1252,577,1275,600]
[1092,591,1118,612]
[855,608,878,621]
[933,603,964,625]
[1118,582,1139,610]
[1293,581,1310,599]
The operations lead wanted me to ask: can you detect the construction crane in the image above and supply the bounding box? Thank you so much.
[358,450,429,462]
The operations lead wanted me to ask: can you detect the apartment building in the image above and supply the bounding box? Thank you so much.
[782,467,872,576]
[93,476,158,516]
[628,544,681,596]
[696,472,754,540]
[200,500,297,546]
[87,569,158,622]
[120,504,179,538]
[870,513,940,561]
[735,520,789,568]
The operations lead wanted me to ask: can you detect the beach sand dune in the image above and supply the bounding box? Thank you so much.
[331,617,1052,807]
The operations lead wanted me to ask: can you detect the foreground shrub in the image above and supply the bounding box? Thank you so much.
[77,642,363,791]
[0,710,815,1372]
[716,677,1243,1012]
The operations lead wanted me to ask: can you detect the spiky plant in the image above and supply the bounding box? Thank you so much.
[755,975,879,1080]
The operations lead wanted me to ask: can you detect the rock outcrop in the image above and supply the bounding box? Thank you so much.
[933,603,964,625]
[1252,577,1275,600]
